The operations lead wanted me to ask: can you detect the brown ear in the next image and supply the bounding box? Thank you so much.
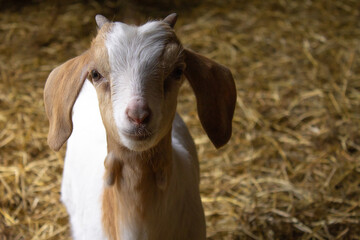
[184,49,236,148]
[44,51,90,151]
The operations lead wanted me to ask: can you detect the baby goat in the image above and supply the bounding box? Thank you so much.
[44,13,236,240]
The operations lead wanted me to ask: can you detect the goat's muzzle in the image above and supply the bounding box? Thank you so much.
[125,97,151,125]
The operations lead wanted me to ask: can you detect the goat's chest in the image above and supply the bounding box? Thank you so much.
[61,81,108,239]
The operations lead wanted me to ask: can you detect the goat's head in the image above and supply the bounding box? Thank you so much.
[44,14,236,152]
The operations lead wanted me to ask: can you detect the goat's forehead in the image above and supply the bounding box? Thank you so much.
[108,21,168,37]
[104,21,177,73]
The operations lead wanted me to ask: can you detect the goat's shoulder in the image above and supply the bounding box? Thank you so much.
[171,113,197,160]
[171,113,200,184]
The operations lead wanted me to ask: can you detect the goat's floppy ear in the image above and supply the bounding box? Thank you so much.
[184,49,236,148]
[44,51,90,151]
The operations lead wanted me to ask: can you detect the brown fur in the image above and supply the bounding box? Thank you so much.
[102,185,121,240]
[104,152,123,186]
[184,49,236,148]
[102,132,172,240]
[91,23,112,76]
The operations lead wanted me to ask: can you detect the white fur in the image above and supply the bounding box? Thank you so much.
[61,80,107,240]
[106,22,171,151]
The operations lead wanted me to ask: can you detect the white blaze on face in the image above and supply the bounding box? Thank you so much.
[105,21,172,151]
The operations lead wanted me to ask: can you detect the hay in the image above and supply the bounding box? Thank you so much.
[1,0,359,239]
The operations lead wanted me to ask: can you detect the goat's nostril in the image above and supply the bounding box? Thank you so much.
[129,111,150,124]
[126,100,151,125]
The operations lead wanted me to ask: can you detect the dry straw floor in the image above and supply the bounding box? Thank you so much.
[1,0,359,239]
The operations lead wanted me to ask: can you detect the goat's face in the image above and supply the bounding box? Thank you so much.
[90,21,185,151]
[44,14,236,152]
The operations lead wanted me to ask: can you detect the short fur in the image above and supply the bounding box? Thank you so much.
[44,14,236,240]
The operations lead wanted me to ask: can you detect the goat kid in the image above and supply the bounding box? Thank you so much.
[44,13,236,240]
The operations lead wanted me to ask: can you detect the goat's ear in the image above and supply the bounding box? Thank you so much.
[44,51,90,151]
[95,14,110,29]
[184,49,236,148]
[163,13,177,28]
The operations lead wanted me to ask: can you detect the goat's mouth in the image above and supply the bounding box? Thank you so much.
[122,127,153,141]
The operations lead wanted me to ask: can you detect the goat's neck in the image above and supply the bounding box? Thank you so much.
[102,131,172,239]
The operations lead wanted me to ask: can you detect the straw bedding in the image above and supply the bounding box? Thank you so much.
[0,0,359,239]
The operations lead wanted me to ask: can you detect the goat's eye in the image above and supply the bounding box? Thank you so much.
[164,66,184,92]
[172,67,183,80]
[91,70,102,82]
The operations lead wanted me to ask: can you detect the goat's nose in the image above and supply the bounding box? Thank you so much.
[126,98,151,125]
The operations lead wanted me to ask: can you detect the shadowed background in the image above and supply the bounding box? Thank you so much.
[0,0,359,239]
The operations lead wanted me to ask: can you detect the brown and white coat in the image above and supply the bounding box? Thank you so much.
[44,14,236,240]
